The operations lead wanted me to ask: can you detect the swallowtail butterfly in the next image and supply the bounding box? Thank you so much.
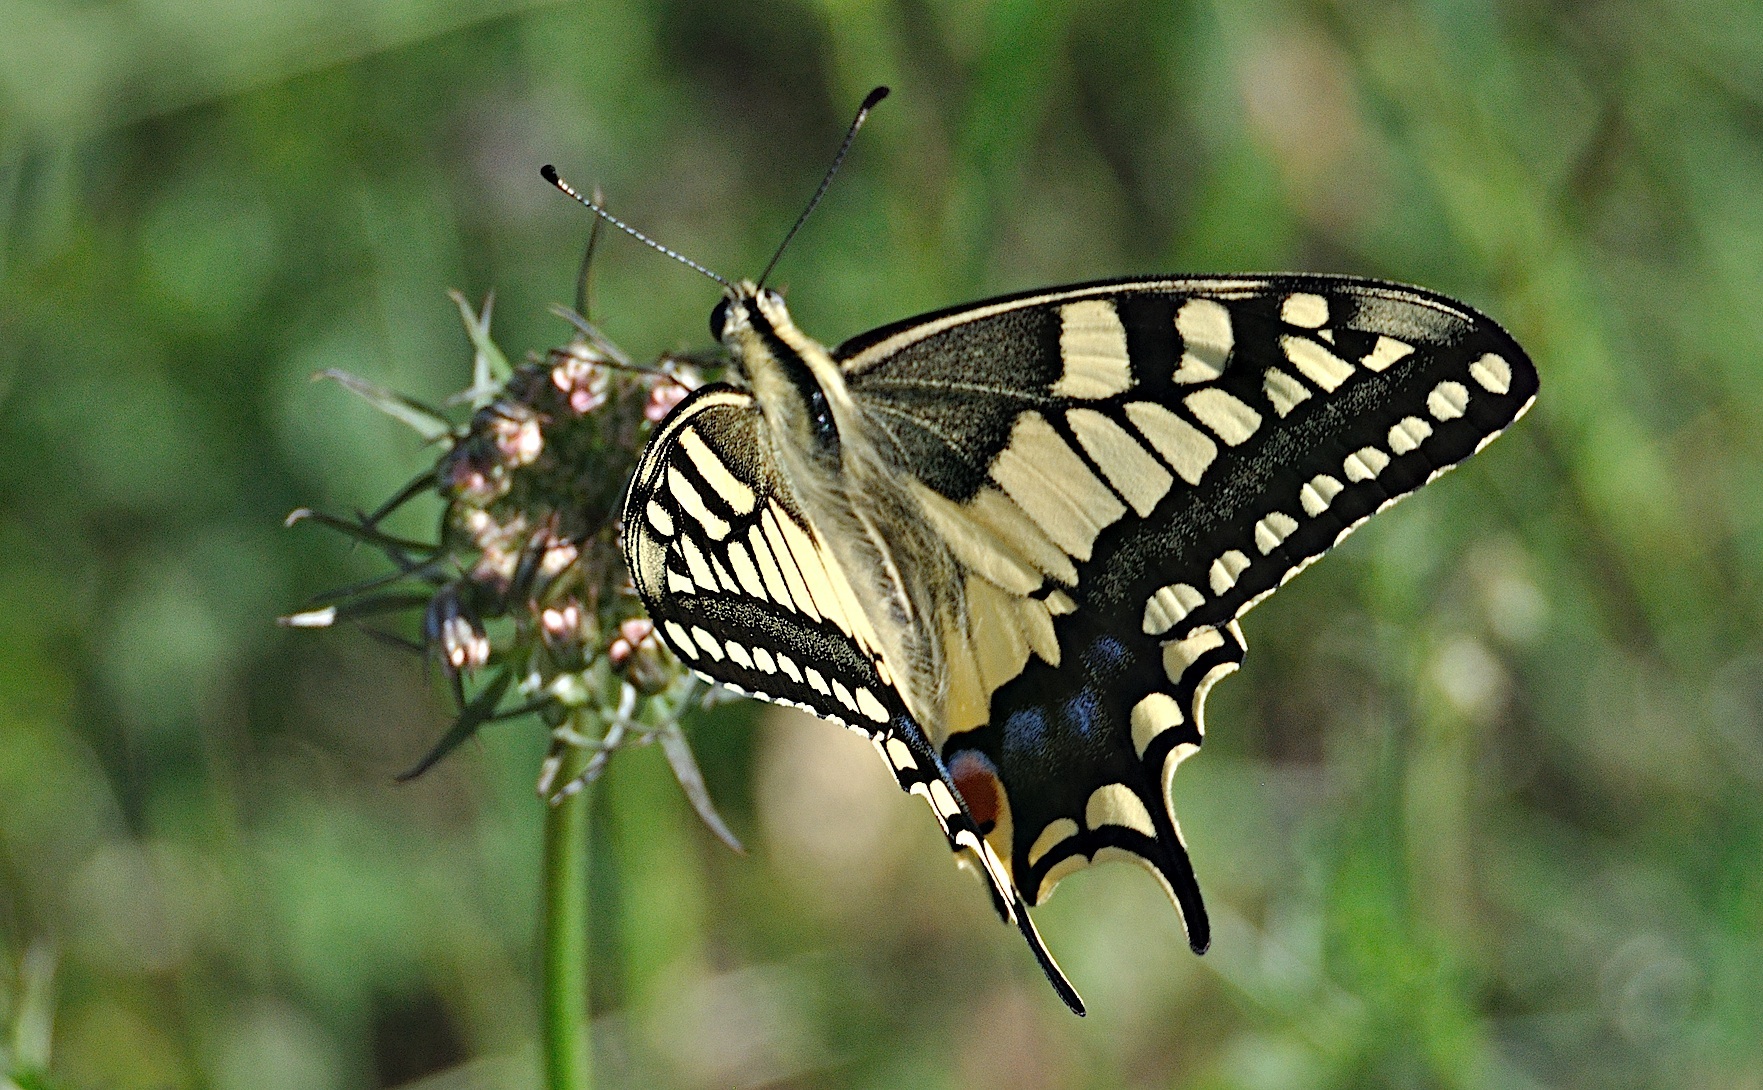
[552,90,1538,1014]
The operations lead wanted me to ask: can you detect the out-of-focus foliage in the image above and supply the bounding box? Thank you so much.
[2,0,1760,1087]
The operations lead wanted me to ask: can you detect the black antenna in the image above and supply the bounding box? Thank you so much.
[756,85,889,288]
[541,165,732,288]
[573,186,606,319]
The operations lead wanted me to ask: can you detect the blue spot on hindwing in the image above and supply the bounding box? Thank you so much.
[1002,704,1050,755]
[1083,634,1131,681]
[1059,688,1102,739]
[977,615,1174,822]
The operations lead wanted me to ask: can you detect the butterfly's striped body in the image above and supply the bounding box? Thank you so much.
[623,274,1537,1013]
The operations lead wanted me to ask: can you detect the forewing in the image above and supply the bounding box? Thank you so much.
[839,275,1537,945]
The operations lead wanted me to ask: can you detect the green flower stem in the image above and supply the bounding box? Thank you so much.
[541,712,595,1090]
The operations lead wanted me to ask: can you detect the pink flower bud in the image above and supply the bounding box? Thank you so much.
[552,352,609,415]
[644,377,695,423]
[538,538,579,578]
[491,414,543,466]
[608,618,654,667]
[441,614,490,671]
[445,455,499,502]
[541,601,582,643]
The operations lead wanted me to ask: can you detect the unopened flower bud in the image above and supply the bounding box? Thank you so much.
[490,412,543,466]
[443,615,490,670]
[608,618,654,666]
[446,461,485,495]
[461,508,495,539]
[541,600,583,645]
[444,443,503,503]
[613,618,670,692]
[644,375,696,423]
[538,537,579,578]
[471,547,517,588]
[552,350,610,415]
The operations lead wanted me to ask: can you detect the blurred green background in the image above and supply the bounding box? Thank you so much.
[4,0,1761,1087]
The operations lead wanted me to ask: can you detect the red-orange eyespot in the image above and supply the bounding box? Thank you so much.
[947,750,1002,831]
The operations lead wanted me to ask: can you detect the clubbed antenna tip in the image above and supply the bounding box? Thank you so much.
[757,85,891,288]
[541,166,731,288]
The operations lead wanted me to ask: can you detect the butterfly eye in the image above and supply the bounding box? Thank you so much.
[710,298,731,341]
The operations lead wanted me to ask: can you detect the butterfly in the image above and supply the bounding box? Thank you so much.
[555,91,1539,1015]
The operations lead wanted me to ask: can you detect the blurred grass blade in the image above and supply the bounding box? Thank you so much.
[485,696,558,724]
[354,625,427,656]
[12,942,57,1072]
[296,591,435,623]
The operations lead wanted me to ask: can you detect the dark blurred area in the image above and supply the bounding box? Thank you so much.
[3,1,1760,1087]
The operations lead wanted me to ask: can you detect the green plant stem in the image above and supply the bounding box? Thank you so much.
[541,715,594,1090]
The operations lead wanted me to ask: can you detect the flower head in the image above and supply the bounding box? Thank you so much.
[285,295,736,837]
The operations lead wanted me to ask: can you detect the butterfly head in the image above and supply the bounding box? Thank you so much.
[707,281,782,348]
[710,281,849,466]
